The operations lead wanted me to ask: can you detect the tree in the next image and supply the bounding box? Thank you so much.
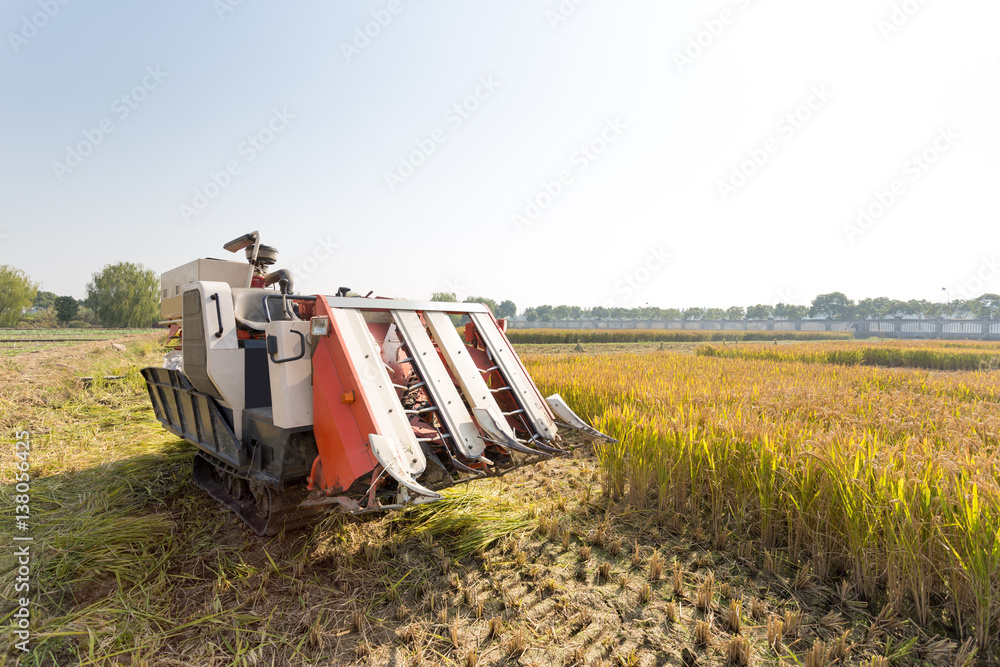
[535,305,554,322]
[0,266,38,327]
[33,290,57,311]
[924,302,943,319]
[854,298,877,320]
[746,304,774,320]
[949,300,975,318]
[774,303,809,320]
[552,305,571,320]
[704,308,725,320]
[855,297,918,319]
[870,297,892,318]
[683,307,704,320]
[464,296,497,315]
[725,306,745,320]
[523,307,538,322]
[884,299,909,319]
[76,306,99,325]
[809,292,854,320]
[496,300,517,319]
[907,299,931,319]
[662,308,682,320]
[972,294,1000,319]
[85,262,159,327]
[431,292,457,303]
[54,296,80,324]
[785,305,809,319]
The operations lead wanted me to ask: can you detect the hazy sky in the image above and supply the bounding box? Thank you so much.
[2,1,997,311]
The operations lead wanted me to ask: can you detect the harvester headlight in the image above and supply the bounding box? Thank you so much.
[310,316,331,337]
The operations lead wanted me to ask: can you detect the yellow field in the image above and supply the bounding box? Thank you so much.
[505,328,853,345]
[526,348,1000,652]
[698,339,1000,371]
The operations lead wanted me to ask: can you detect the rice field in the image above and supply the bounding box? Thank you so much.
[697,339,1000,371]
[527,346,1000,656]
[506,329,854,345]
[1,335,996,665]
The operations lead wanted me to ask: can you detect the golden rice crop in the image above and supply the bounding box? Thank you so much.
[506,329,853,345]
[525,351,1000,652]
[697,339,1000,371]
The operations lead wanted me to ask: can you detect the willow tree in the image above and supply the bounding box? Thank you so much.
[85,262,159,327]
[0,266,38,327]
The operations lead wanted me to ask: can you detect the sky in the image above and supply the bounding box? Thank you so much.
[1,0,998,312]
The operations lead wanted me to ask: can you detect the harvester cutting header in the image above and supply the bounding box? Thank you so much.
[142,232,614,535]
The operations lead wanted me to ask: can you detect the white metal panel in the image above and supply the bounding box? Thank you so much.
[424,311,515,439]
[197,281,239,352]
[198,282,246,439]
[329,309,426,476]
[392,311,485,459]
[468,312,557,440]
[161,260,252,320]
[266,320,313,429]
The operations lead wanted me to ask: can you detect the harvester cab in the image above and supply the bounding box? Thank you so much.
[142,233,615,535]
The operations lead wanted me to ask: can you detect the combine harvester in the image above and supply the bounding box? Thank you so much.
[142,233,614,535]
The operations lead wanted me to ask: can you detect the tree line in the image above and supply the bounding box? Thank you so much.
[431,293,518,322]
[517,292,1000,322]
[0,263,160,328]
[7,271,997,331]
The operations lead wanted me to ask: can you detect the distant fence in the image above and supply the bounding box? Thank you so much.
[507,319,1000,340]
